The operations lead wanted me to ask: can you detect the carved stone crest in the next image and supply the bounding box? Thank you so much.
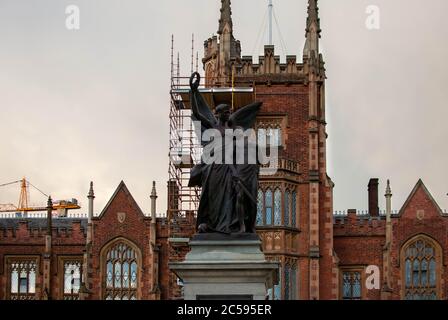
[117,212,126,224]
[416,210,425,221]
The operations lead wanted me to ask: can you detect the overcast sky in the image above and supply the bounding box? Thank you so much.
[0,0,447,216]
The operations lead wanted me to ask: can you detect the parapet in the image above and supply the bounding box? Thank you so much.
[0,218,87,240]
[333,210,387,236]
[238,46,305,78]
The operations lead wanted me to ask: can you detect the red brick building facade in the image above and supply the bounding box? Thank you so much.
[0,0,446,300]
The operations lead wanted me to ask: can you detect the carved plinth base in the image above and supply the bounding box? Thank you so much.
[169,233,279,300]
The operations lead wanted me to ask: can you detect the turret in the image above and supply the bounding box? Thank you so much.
[203,0,241,86]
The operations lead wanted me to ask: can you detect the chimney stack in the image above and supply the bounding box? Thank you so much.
[368,178,379,217]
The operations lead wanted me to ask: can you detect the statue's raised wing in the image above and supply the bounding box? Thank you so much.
[189,73,217,146]
[228,101,262,130]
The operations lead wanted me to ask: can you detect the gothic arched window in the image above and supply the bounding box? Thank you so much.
[274,188,282,226]
[8,259,37,300]
[274,265,282,300]
[290,265,297,300]
[63,260,82,300]
[256,189,264,226]
[403,236,440,300]
[284,265,291,300]
[265,189,273,225]
[284,263,298,300]
[284,190,290,226]
[103,241,140,300]
[342,271,362,300]
[291,191,297,228]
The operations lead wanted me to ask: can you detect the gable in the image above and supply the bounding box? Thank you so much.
[398,179,444,219]
[97,181,146,220]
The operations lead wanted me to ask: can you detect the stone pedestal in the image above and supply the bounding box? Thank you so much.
[169,233,279,300]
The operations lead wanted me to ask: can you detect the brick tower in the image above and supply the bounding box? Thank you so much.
[200,0,337,300]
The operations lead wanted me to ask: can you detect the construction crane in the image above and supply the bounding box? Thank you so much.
[0,178,81,216]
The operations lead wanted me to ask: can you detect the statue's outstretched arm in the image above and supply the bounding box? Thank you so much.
[190,72,216,130]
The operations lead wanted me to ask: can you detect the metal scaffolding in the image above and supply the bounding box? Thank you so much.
[168,75,202,218]
[168,35,201,218]
[167,36,256,219]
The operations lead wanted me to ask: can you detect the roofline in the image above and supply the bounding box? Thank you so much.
[97,181,147,220]
[397,179,445,217]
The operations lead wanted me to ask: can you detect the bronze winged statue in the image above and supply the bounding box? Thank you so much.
[188,72,263,234]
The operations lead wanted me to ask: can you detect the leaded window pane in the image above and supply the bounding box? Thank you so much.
[290,266,297,300]
[11,270,18,294]
[405,259,412,288]
[342,274,351,298]
[274,266,282,300]
[114,262,122,288]
[421,260,428,286]
[19,277,27,294]
[64,271,72,294]
[267,288,273,300]
[107,262,113,288]
[63,261,82,299]
[353,273,361,298]
[429,259,436,287]
[274,189,281,226]
[284,191,290,227]
[131,262,138,288]
[28,269,36,294]
[265,190,273,225]
[404,238,439,300]
[284,266,290,300]
[256,189,264,226]
[342,271,362,300]
[104,242,139,300]
[413,260,419,287]
[291,191,297,228]
[123,262,130,288]
[9,260,37,300]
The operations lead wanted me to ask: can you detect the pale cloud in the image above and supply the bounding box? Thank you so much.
[0,0,447,215]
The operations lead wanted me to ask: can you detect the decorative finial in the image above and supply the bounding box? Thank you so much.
[306,0,321,33]
[47,196,53,208]
[88,181,95,199]
[47,196,53,235]
[385,179,392,197]
[218,0,233,35]
[151,181,158,199]
[303,0,321,57]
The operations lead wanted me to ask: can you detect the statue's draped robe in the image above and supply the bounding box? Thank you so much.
[188,85,262,234]
[192,138,259,234]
